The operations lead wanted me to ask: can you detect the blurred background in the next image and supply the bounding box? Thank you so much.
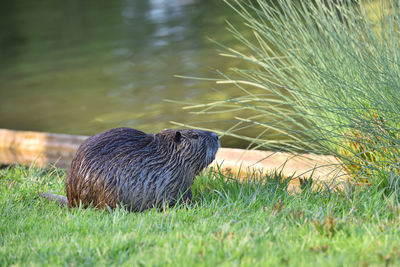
[0,0,251,147]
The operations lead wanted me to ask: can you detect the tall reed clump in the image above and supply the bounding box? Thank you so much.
[179,0,400,192]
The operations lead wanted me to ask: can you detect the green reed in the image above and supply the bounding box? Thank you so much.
[176,0,400,192]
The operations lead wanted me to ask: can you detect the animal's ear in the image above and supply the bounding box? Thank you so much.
[174,131,182,143]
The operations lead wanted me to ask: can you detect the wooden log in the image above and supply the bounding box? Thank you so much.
[213,148,346,185]
[0,128,86,152]
[0,129,86,169]
[0,128,347,184]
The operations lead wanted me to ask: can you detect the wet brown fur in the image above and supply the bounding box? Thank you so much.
[65,127,219,211]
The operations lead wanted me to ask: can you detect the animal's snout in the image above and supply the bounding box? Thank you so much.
[207,132,219,141]
[210,132,219,140]
[207,131,220,149]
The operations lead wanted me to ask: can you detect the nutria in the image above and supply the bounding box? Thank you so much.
[44,127,219,212]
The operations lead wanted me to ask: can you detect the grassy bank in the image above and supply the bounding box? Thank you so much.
[1,164,400,266]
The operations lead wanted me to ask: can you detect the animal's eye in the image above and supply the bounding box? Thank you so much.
[192,134,199,139]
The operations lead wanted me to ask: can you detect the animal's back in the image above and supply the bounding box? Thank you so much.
[66,127,154,209]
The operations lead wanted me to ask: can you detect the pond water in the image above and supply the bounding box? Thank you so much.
[0,0,254,147]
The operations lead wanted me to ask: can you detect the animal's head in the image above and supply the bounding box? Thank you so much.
[156,129,220,171]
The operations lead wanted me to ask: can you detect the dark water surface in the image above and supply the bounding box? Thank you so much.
[0,0,251,146]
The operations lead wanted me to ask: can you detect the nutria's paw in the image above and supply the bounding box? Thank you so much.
[181,189,192,205]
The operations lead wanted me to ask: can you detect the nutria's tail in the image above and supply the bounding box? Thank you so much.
[40,192,68,206]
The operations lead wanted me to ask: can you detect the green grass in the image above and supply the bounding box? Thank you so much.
[2,164,400,266]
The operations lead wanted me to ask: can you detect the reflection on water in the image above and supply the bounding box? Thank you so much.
[0,0,250,147]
